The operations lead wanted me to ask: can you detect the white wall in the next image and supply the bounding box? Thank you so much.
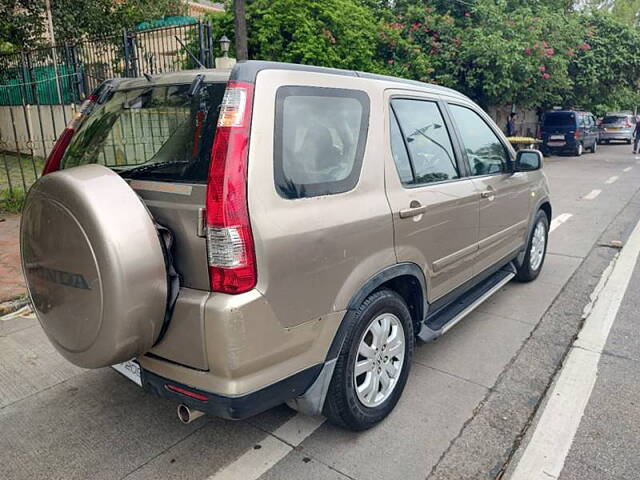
[0,104,77,159]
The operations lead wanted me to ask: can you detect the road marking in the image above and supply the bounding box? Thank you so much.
[605,175,619,184]
[549,213,573,233]
[207,414,325,480]
[623,166,633,173]
[509,217,640,480]
[583,189,601,200]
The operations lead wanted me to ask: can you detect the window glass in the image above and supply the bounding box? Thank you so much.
[449,104,509,176]
[389,112,413,184]
[391,99,458,185]
[62,83,226,183]
[543,112,576,127]
[274,86,369,199]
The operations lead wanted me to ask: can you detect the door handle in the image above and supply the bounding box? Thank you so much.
[399,201,427,218]
[480,187,495,200]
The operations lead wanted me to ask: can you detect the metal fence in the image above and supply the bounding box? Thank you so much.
[0,21,215,195]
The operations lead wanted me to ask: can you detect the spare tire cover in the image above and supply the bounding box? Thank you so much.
[20,164,168,368]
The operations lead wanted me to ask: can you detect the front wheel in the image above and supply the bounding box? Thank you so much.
[574,143,583,156]
[590,141,597,153]
[323,289,414,431]
[516,210,549,282]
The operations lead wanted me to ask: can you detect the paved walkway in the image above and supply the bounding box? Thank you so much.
[0,214,25,303]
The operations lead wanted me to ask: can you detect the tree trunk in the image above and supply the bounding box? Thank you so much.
[233,0,248,61]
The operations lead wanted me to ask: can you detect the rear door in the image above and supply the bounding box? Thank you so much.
[446,102,530,275]
[60,79,228,290]
[384,91,479,302]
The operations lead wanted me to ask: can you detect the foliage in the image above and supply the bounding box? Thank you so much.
[207,0,379,71]
[52,0,186,41]
[0,189,26,214]
[0,0,45,52]
[375,0,640,112]
[0,0,185,49]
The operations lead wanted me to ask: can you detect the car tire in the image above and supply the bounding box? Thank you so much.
[627,139,632,145]
[515,210,549,283]
[574,143,583,156]
[323,289,414,431]
[590,141,597,153]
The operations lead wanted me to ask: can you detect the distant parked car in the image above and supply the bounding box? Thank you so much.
[540,110,598,157]
[598,113,635,145]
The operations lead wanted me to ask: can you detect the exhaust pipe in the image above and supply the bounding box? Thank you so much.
[177,404,204,424]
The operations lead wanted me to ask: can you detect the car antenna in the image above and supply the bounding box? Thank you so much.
[174,36,205,69]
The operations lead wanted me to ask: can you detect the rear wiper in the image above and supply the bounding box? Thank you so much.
[118,160,191,179]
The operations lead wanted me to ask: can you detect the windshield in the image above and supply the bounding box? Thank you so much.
[543,112,576,127]
[602,116,628,124]
[62,82,226,183]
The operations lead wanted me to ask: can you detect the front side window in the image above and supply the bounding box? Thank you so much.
[274,86,369,199]
[449,104,509,176]
[391,98,459,185]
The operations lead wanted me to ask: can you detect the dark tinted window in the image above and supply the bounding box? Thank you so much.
[391,99,458,185]
[543,112,576,127]
[602,116,627,124]
[389,112,413,184]
[274,86,369,199]
[449,104,509,176]
[62,83,226,183]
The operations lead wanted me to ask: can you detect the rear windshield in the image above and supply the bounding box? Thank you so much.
[602,116,628,124]
[62,83,226,183]
[543,112,576,127]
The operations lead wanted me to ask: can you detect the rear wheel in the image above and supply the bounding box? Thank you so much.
[323,290,414,431]
[516,210,549,282]
[590,141,597,153]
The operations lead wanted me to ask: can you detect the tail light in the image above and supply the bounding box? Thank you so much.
[574,130,581,139]
[205,81,256,294]
[42,94,98,175]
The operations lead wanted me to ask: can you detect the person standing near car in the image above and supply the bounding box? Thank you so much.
[506,112,517,137]
[634,116,640,154]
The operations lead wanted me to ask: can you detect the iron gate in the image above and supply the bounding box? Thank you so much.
[0,21,215,197]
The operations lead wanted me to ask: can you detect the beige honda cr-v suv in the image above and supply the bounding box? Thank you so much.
[21,61,551,430]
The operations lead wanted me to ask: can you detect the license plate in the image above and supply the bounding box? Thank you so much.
[113,359,142,386]
[608,127,621,131]
[547,141,565,146]
[550,135,565,140]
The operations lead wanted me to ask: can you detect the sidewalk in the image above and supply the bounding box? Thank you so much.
[0,214,25,303]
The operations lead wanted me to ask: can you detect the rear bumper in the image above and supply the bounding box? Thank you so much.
[599,131,633,141]
[141,364,323,420]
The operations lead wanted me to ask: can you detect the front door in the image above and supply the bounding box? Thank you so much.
[446,102,530,275]
[384,93,479,302]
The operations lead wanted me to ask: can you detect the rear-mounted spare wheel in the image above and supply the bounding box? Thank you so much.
[20,164,169,368]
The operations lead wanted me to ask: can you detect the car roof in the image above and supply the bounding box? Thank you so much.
[232,60,469,100]
[110,61,470,101]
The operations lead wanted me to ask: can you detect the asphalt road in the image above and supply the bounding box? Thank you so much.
[2,143,640,480]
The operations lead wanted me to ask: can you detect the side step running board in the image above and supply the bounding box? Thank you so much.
[417,266,516,342]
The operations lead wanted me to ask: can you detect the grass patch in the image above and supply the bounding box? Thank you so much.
[0,152,45,192]
[0,188,26,214]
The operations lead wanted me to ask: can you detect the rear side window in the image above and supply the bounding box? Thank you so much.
[62,83,226,183]
[274,86,369,199]
[391,98,459,185]
[543,112,576,127]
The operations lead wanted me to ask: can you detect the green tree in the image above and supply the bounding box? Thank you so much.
[0,0,45,52]
[207,0,379,70]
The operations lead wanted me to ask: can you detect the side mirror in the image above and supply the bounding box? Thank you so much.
[515,149,542,172]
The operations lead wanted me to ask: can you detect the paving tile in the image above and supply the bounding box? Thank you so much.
[414,311,534,388]
[293,364,488,480]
